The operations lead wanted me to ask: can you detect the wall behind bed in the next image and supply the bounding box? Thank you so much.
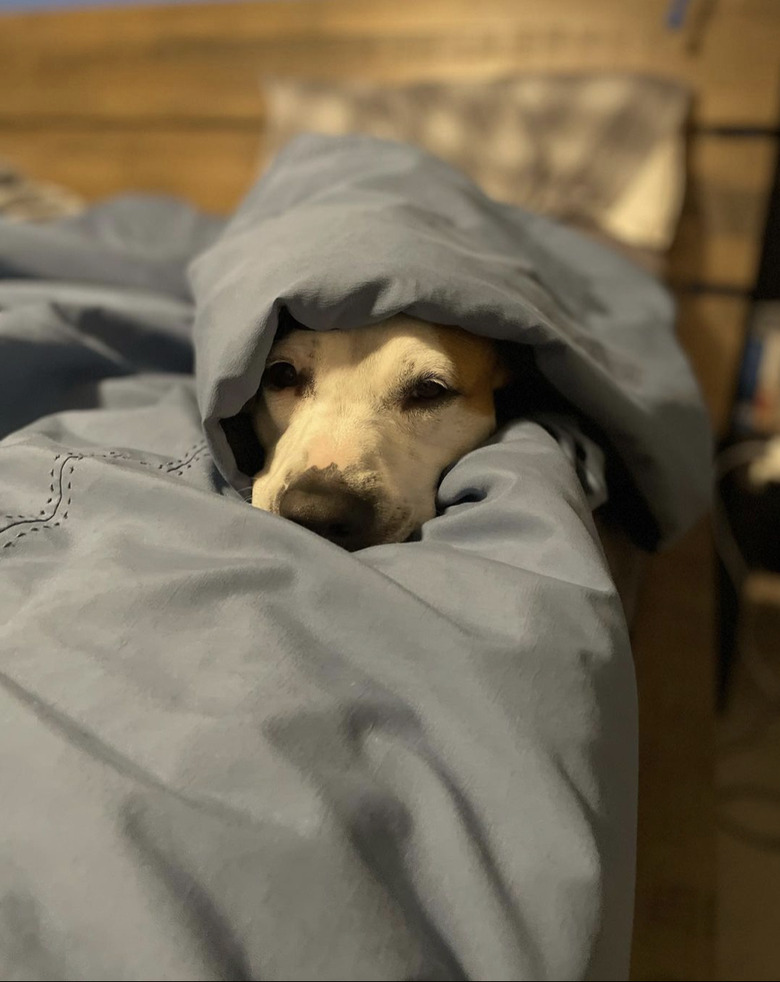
[1,2,778,980]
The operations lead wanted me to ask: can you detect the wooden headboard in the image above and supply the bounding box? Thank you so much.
[1,0,778,433]
[1,3,778,980]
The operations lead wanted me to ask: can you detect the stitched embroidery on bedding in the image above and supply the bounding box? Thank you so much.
[0,442,211,550]
[0,454,84,549]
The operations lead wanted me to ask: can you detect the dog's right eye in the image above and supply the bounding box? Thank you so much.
[410,379,449,401]
[263,362,299,391]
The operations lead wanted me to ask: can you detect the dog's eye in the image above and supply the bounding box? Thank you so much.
[409,379,450,402]
[263,362,299,391]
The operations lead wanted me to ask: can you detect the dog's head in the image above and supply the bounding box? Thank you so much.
[248,314,511,550]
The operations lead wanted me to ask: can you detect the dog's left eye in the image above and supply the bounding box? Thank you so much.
[263,362,299,391]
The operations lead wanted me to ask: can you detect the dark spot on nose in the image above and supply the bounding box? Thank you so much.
[278,467,378,551]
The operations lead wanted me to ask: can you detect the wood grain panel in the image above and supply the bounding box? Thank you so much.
[0,127,264,213]
[0,0,778,127]
[670,135,778,290]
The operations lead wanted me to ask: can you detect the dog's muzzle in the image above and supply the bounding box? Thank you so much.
[278,466,380,552]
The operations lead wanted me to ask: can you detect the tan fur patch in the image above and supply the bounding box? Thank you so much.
[431,324,506,419]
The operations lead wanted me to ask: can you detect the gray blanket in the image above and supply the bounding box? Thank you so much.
[0,135,711,981]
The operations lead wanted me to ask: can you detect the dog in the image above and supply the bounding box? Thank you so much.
[248,313,511,550]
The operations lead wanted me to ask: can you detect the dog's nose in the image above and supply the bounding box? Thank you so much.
[278,470,377,551]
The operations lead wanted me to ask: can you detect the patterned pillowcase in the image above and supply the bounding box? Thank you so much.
[261,74,689,255]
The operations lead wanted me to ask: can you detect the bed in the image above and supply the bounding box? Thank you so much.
[0,124,712,979]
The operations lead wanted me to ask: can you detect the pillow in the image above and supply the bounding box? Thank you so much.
[261,74,689,254]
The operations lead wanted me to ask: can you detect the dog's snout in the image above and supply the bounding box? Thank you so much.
[279,469,377,551]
